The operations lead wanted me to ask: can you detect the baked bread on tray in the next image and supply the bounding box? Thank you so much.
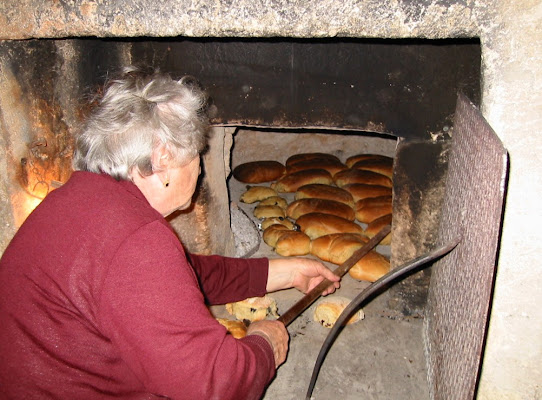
[295,183,355,208]
[310,233,390,282]
[286,198,356,221]
[233,160,286,183]
[271,169,334,192]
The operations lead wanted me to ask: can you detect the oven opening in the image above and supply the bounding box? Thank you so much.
[1,36,507,400]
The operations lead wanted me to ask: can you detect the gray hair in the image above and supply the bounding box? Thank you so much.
[73,65,209,180]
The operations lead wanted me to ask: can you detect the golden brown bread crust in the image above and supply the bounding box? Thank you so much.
[333,169,392,188]
[216,318,247,339]
[271,169,334,193]
[258,196,288,209]
[262,224,310,256]
[295,212,363,240]
[351,159,393,179]
[286,198,356,221]
[262,224,292,247]
[348,251,390,282]
[355,205,393,224]
[286,158,347,176]
[232,160,286,183]
[342,183,392,202]
[253,204,286,219]
[260,217,296,230]
[225,295,279,322]
[274,231,311,256]
[365,214,392,245]
[355,195,392,208]
[310,233,368,264]
[309,233,390,282]
[345,154,394,168]
[286,152,341,167]
[295,183,355,208]
[355,195,392,224]
[313,296,364,328]
[239,186,278,203]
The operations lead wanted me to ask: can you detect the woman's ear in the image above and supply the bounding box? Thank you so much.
[152,145,172,170]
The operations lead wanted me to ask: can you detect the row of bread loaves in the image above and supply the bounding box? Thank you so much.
[235,153,394,281]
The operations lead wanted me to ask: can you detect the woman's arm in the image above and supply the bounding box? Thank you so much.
[190,253,340,301]
[100,222,275,400]
[266,257,341,294]
[188,253,269,304]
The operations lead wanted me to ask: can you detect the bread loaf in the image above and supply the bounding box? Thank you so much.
[342,183,392,202]
[286,152,341,167]
[333,169,392,188]
[286,158,347,176]
[232,160,286,183]
[351,158,393,179]
[310,233,368,264]
[271,169,334,193]
[348,251,390,282]
[355,195,392,208]
[365,214,392,245]
[260,217,296,230]
[295,183,355,208]
[345,154,393,168]
[258,195,288,209]
[263,224,310,256]
[253,204,286,219]
[355,195,392,224]
[225,295,279,322]
[240,186,277,203]
[313,296,364,328]
[295,212,363,240]
[216,318,247,339]
[263,224,292,248]
[310,233,390,282]
[274,231,311,256]
[286,198,356,221]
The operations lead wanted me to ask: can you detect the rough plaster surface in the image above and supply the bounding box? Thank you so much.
[168,127,236,256]
[477,2,542,399]
[0,119,13,253]
[230,128,397,168]
[0,60,32,246]
[0,0,540,398]
[0,0,480,40]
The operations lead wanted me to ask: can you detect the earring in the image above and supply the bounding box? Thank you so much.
[163,173,169,188]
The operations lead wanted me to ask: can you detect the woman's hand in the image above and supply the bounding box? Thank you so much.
[266,257,340,295]
[247,320,289,368]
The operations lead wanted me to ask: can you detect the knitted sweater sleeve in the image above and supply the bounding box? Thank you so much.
[187,253,269,305]
[98,221,275,400]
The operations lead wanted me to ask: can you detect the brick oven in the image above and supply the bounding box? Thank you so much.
[0,1,540,399]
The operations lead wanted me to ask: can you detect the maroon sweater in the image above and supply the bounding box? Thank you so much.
[0,171,274,400]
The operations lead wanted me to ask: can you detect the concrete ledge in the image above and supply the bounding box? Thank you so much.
[0,0,480,40]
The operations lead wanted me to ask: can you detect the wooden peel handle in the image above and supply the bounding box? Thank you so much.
[277,224,392,327]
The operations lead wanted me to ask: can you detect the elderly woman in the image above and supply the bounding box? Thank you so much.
[0,66,339,400]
